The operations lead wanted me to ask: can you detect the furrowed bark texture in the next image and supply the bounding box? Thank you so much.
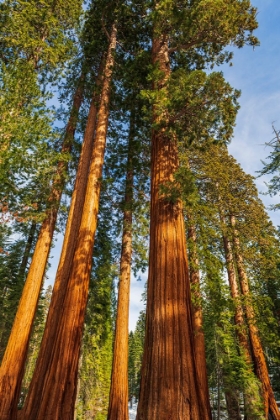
[23,24,117,420]
[0,78,84,420]
[20,73,99,420]
[231,215,280,420]
[107,114,134,420]
[136,34,209,420]
[187,221,212,419]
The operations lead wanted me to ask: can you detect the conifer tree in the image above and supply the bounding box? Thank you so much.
[21,10,118,417]
[137,1,258,418]
[187,216,212,417]
[187,144,280,419]
[0,74,85,420]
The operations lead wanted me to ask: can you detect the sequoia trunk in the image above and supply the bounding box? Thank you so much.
[136,33,209,420]
[107,113,134,420]
[0,77,84,420]
[187,220,212,419]
[221,227,250,356]
[24,24,117,420]
[20,68,101,419]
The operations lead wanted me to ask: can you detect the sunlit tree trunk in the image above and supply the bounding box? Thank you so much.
[136,33,209,420]
[187,218,212,419]
[22,23,117,420]
[0,76,84,420]
[0,221,37,361]
[20,67,100,419]
[108,112,135,420]
[231,215,280,420]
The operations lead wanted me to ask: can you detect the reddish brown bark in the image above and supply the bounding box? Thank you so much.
[19,70,100,419]
[222,227,250,356]
[0,221,36,361]
[21,24,117,420]
[136,33,209,420]
[221,225,254,419]
[0,77,84,420]
[107,114,134,420]
[231,215,280,420]
[187,220,212,419]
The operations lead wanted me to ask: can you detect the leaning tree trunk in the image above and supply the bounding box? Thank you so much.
[221,223,250,357]
[230,215,280,420]
[136,32,210,420]
[187,218,212,419]
[107,111,135,420]
[221,224,251,420]
[0,76,84,420]
[18,220,37,280]
[22,23,117,420]
[19,65,102,419]
[0,220,37,362]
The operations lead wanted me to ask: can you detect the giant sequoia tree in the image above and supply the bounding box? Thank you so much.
[0,2,83,417]
[137,1,258,418]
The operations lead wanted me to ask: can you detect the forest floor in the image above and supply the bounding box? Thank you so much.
[128,402,137,419]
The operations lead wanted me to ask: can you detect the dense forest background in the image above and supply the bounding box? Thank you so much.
[1,0,280,419]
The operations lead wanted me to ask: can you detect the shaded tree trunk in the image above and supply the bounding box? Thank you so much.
[221,224,250,356]
[0,76,84,420]
[221,225,249,420]
[224,389,242,420]
[187,219,212,419]
[108,112,135,420]
[18,221,37,279]
[136,33,209,420]
[230,215,280,420]
[21,23,117,420]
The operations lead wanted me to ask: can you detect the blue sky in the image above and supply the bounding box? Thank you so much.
[46,0,280,331]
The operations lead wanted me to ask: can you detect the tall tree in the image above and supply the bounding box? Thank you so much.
[188,144,280,418]
[21,17,118,419]
[107,111,135,420]
[187,215,212,418]
[0,74,85,420]
[137,1,258,418]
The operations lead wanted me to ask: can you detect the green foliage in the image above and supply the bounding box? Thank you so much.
[259,126,280,210]
[183,144,280,414]
[152,0,258,66]
[128,309,146,401]
[0,0,82,72]
[0,0,83,223]
[0,60,60,222]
